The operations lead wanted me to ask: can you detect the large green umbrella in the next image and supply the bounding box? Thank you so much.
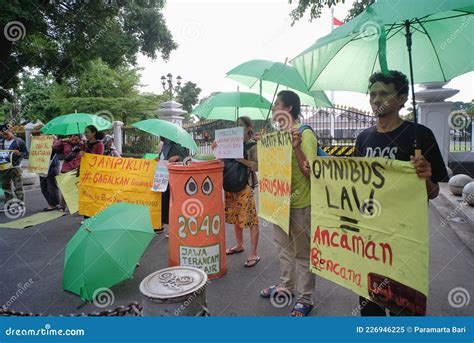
[63,203,155,301]
[291,0,473,148]
[226,59,332,109]
[132,118,198,153]
[192,91,272,121]
[292,0,473,94]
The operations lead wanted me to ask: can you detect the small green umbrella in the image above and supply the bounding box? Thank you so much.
[132,118,198,153]
[62,203,155,301]
[226,59,332,108]
[192,91,272,121]
[41,113,112,135]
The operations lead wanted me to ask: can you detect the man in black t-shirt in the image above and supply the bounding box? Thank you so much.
[353,70,448,316]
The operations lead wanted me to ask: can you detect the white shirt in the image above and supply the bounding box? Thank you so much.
[3,139,14,150]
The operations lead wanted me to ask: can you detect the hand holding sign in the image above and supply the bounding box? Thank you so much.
[410,155,432,180]
[290,128,302,149]
[214,127,244,159]
[310,156,429,316]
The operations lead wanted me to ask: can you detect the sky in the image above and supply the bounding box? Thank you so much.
[137,0,473,113]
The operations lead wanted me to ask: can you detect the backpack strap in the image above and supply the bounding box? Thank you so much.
[244,140,258,188]
[298,125,328,156]
[243,140,257,159]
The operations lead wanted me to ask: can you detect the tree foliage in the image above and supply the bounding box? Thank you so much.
[0,0,177,101]
[176,81,201,120]
[288,0,374,24]
[16,59,167,124]
[288,0,344,24]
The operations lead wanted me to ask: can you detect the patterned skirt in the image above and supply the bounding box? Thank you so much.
[225,185,258,229]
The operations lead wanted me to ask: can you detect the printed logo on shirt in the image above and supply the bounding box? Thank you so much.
[365,146,398,159]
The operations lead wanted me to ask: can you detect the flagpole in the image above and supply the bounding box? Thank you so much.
[330,7,336,145]
[330,7,335,107]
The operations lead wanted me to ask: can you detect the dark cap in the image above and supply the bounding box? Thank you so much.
[0,123,12,132]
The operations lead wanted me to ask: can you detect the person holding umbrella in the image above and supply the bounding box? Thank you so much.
[353,70,448,315]
[131,118,198,234]
[53,134,82,211]
[156,136,188,234]
[79,125,105,157]
[212,116,261,268]
[39,136,61,212]
[53,134,82,173]
[78,125,104,221]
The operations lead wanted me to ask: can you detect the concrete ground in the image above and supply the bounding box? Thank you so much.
[0,185,473,316]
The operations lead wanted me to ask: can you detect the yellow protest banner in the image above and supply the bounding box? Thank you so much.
[56,170,79,214]
[79,154,162,229]
[310,157,428,315]
[0,150,13,171]
[257,131,292,234]
[29,135,54,174]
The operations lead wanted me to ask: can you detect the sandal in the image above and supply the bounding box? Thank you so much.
[260,285,293,298]
[42,207,56,212]
[291,301,313,317]
[244,256,260,268]
[226,247,244,255]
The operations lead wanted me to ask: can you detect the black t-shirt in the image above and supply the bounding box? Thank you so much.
[353,121,448,183]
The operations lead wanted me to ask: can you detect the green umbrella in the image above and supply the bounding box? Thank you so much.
[63,203,155,301]
[226,59,332,108]
[192,91,272,121]
[41,113,112,135]
[292,0,473,148]
[292,0,473,94]
[132,118,198,153]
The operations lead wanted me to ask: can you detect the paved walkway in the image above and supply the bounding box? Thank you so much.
[0,187,473,316]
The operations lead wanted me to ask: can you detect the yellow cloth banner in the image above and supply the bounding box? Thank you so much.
[310,157,428,316]
[0,150,13,171]
[56,170,79,214]
[29,135,54,174]
[79,154,162,229]
[257,131,292,234]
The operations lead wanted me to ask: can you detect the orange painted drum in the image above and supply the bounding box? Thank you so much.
[168,160,226,280]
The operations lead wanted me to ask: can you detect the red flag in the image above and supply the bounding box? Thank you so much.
[333,17,343,26]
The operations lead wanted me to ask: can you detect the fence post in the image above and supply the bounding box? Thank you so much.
[330,109,336,145]
[113,121,124,154]
[416,82,459,166]
[471,119,474,153]
[24,122,35,153]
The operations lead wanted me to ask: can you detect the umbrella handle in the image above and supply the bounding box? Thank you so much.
[415,149,421,159]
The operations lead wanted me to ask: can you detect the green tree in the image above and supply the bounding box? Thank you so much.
[17,60,167,124]
[344,0,374,21]
[288,0,374,24]
[176,81,201,121]
[62,59,142,98]
[19,73,60,122]
[288,0,343,24]
[0,1,177,101]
